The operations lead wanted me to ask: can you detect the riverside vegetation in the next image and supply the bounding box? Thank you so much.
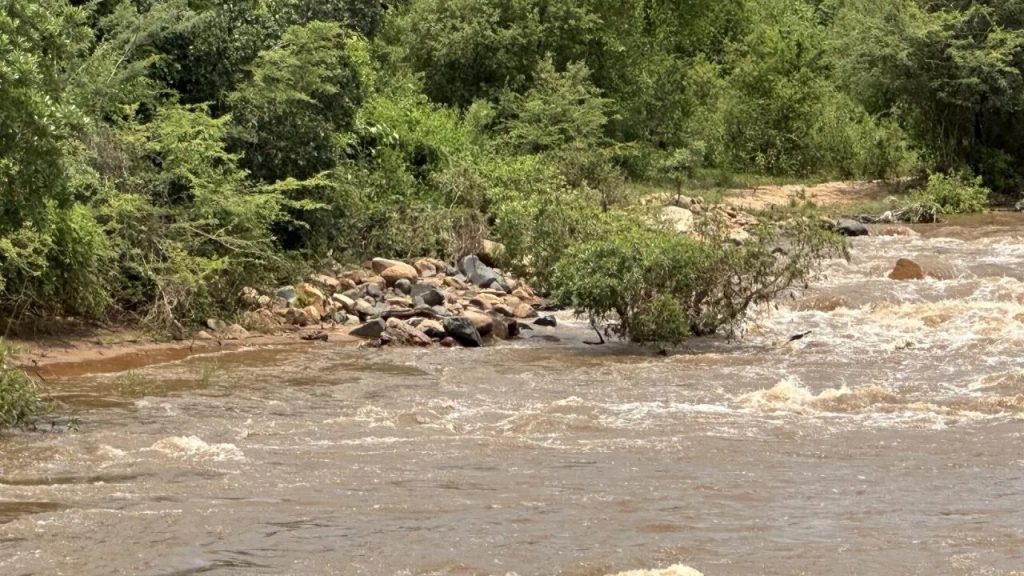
[2,0,1023,428]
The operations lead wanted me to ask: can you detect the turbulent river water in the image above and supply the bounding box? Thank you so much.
[2,215,1024,576]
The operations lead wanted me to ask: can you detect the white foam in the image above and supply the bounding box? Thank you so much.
[148,436,245,461]
[607,565,704,576]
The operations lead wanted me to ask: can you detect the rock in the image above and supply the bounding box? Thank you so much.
[477,239,506,267]
[459,255,507,290]
[491,304,516,318]
[463,309,494,336]
[470,293,503,310]
[353,298,377,319]
[386,295,413,308]
[311,274,340,291]
[302,331,329,342]
[535,315,558,328]
[837,219,869,237]
[394,278,413,295]
[414,259,438,278]
[297,283,327,309]
[330,311,349,325]
[514,302,538,319]
[275,285,298,304]
[728,229,751,245]
[257,295,272,308]
[416,319,446,339]
[222,324,249,340]
[443,317,483,348]
[284,307,311,326]
[661,206,695,234]
[351,318,387,339]
[303,305,324,324]
[332,293,356,312]
[371,258,419,286]
[1015,199,1024,212]
[239,287,260,306]
[241,309,280,333]
[444,276,469,290]
[417,276,445,289]
[362,282,384,301]
[195,330,216,341]
[492,317,521,340]
[889,257,956,281]
[440,337,458,348]
[411,285,446,308]
[206,318,228,332]
[385,318,433,347]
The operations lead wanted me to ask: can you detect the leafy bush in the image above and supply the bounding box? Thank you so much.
[551,212,843,346]
[905,171,991,218]
[0,347,46,431]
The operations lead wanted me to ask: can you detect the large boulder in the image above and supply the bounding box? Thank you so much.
[413,258,438,278]
[353,298,377,319]
[477,239,506,267]
[837,219,869,237]
[889,257,956,281]
[463,309,494,336]
[275,285,298,306]
[332,293,356,313]
[351,318,387,339]
[443,317,483,348]
[492,316,521,340]
[459,255,508,291]
[371,258,419,286]
[385,318,432,347]
[661,206,695,234]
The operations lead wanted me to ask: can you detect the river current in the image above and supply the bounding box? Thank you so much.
[2,215,1023,575]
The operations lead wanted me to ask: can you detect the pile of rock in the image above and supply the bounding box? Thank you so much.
[650,194,759,244]
[229,253,558,348]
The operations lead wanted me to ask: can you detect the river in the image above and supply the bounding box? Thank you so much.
[2,215,1023,575]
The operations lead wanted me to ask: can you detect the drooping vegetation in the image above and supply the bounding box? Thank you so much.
[1,0,1021,337]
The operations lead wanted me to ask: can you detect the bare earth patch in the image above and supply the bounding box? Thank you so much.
[724,180,901,211]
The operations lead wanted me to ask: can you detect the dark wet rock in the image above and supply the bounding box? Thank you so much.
[535,315,558,328]
[302,331,329,342]
[836,219,869,237]
[394,278,412,295]
[411,284,446,307]
[889,257,956,281]
[443,317,483,348]
[351,318,387,339]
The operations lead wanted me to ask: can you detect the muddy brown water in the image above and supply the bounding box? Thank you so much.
[2,216,1024,575]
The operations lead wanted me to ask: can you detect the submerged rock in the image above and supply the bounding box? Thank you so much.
[837,219,869,237]
[535,315,558,328]
[889,257,955,281]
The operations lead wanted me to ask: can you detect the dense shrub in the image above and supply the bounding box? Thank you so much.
[0,347,46,431]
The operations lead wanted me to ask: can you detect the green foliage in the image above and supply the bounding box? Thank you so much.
[896,172,991,223]
[0,347,46,431]
[552,211,844,345]
[229,22,368,183]
[833,0,1024,190]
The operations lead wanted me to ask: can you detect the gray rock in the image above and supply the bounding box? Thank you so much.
[353,298,376,319]
[351,318,387,339]
[837,219,869,237]
[394,278,412,295]
[206,318,228,332]
[362,283,384,301]
[535,315,558,328]
[459,254,508,290]
[443,317,483,348]
[411,284,446,308]
[275,286,298,304]
[332,293,356,312]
